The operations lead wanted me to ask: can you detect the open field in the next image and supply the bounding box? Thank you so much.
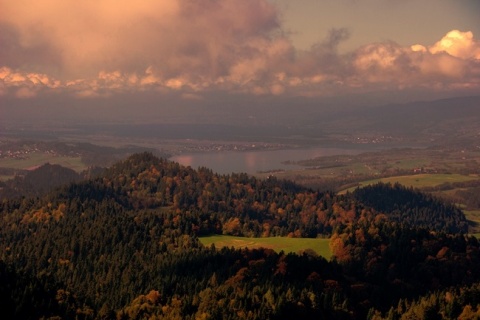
[199,235,332,259]
[257,146,480,187]
[337,173,479,194]
[0,153,86,173]
[464,210,480,234]
[465,210,480,223]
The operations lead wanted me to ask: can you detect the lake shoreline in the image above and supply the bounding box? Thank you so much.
[170,145,382,175]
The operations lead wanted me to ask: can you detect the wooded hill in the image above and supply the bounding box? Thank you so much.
[0,152,478,319]
[0,163,83,199]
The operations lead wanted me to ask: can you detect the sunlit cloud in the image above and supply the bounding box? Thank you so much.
[429,30,480,59]
[347,29,480,92]
[0,0,479,99]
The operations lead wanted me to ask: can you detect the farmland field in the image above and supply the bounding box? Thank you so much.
[199,235,332,259]
[0,154,85,172]
[338,173,479,194]
[464,210,480,234]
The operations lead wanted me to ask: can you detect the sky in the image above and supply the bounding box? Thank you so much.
[1,0,480,123]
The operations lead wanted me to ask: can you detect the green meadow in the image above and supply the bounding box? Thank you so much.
[464,210,480,234]
[199,235,332,259]
[338,173,479,194]
[0,154,86,180]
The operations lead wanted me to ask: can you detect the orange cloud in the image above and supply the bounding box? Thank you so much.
[0,0,282,81]
[0,0,479,98]
[429,30,480,59]
[348,30,480,92]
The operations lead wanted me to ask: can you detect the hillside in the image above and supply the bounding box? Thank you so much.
[0,153,479,319]
[0,163,83,199]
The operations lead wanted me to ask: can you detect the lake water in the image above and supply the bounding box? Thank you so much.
[170,146,370,175]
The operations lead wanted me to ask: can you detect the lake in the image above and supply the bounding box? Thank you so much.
[170,146,369,174]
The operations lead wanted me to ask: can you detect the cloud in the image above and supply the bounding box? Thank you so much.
[0,0,283,80]
[347,30,480,92]
[429,30,480,59]
[0,0,479,99]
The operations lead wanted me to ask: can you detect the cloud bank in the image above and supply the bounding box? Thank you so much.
[1,0,479,100]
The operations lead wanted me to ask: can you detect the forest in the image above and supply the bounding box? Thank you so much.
[1,152,479,319]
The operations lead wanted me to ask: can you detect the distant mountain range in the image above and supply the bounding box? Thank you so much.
[323,95,480,138]
[88,95,480,146]
[2,95,479,148]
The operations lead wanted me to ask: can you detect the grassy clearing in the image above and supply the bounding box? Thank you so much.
[199,235,332,259]
[0,154,86,172]
[464,210,480,222]
[339,173,479,194]
[464,210,480,234]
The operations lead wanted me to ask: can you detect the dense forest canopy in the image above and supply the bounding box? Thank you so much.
[0,152,479,319]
